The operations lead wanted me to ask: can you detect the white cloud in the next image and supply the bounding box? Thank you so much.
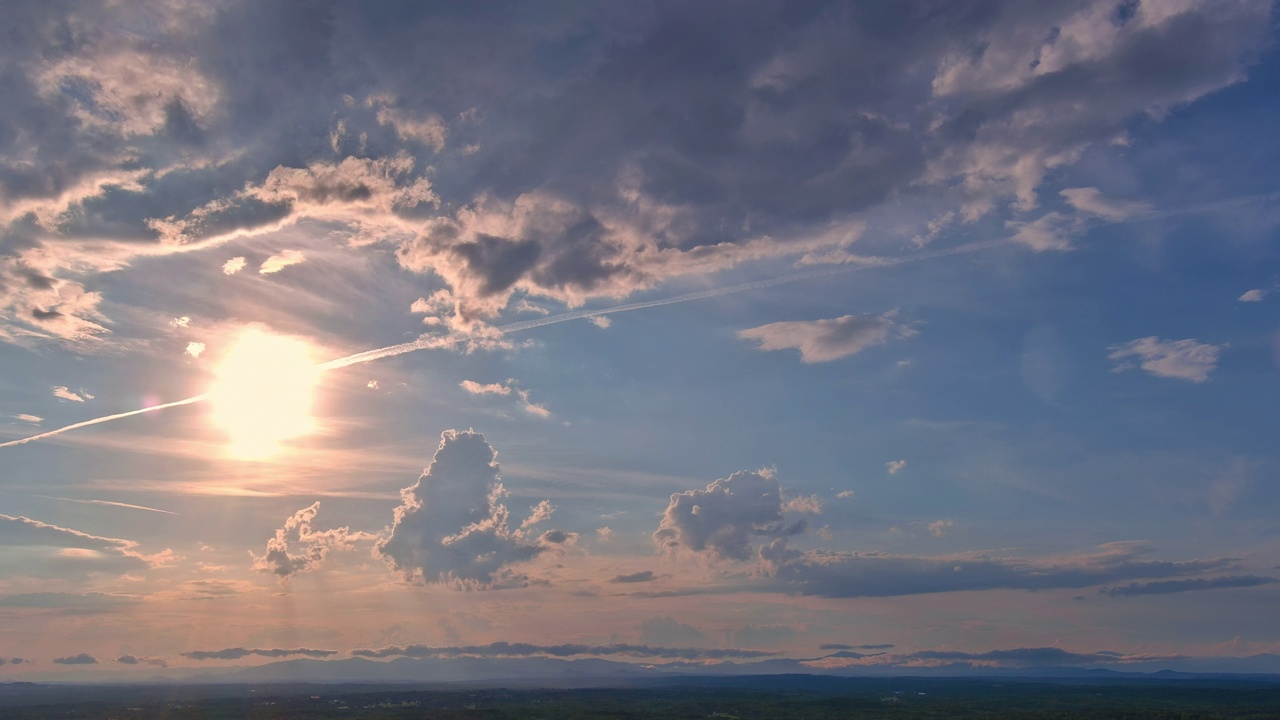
[886,460,907,476]
[835,490,855,499]
[1238,289,1266,302]
[170,316,191,328]
[1059,187,1149,221]
[928,519,955,537]
[1006,212,1079,252]
[367,380,379,389]
[185,341,205,358]
[0,514,171,575]
[51,386,86,402]
[13,414,41,424]
[782,495,823,514]
[375,430,564,587]
[739,312,913,363]
[587,315,612,329]
[221,257,247,275]
[251,502,376,578]
[1108,337,1224,383]
[460,380,511,396]
[259,249,307,275]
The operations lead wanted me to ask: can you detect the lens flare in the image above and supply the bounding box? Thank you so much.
[209,327,318,459]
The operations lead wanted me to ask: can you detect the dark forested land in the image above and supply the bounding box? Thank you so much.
[2,676,1279,719]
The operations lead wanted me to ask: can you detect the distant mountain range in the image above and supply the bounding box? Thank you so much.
[13,651,1280,686]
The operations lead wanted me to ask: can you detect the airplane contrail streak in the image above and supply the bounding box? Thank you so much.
[0,394,209,449]
[0,236,1015,449]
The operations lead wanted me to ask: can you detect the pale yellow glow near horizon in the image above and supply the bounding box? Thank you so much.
[209,327,319,460]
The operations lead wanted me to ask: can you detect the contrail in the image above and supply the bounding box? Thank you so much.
[34,495,179,515]
[0,236,1014,449]
[0,394,208,449]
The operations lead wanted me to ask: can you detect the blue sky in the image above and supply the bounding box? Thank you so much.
[1,0,1278,677]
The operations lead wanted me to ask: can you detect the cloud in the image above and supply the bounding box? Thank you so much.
[738,313,913,363]
[609,570,657,584]
[0,0,1267,345]
[0,514,168,573]
[1238,289,1266,302]
[375,430,563,587]
[460,380,510,396]
[182,647,338,661]
[185,342,205,358]
[258,249,306,275]
[459,379,552,418]
[221,257,247,275]
[802,647,1183,671]
[0,591,138,613]
[350,642,776,661]
[782,495,823,514]
[13,414,41,424]
[115,655,167,668]
[52,653,98,665]
[1108,336,1224,382]
[1100,575,1276,597]
[251,502,377,579]
[1005,212,1080,252]
[886,460,907,475]
[758,540,1242,599]
[927,519,955,537]
[1059,187,1149,221]
[51,386,87,402]
[654,469,805,561]
[638,616,706,647]
[820,643,895,651]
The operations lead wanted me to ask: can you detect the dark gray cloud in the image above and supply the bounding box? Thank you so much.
[115,655,167,668]
[1101,575,1276,597]
[804,646,1186,670]
[0,1,1267,341]
[52,653,97,665]
[821,643,895,651]
[609,570,657,584]
[376,430,564,587]
[351,641,777,661]
[181,647,338,661]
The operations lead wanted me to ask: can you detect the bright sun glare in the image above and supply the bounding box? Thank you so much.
[210,327,319,460]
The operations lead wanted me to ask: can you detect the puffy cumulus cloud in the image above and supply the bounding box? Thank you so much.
[185,341,205,358]
[1108,336,1224,382]
[350,642,777,661]
[654,469,806,561]
[182,647,338,661]
[52,653,97,665]
[1100,575,1276,597]
[460,380,510,396]
[250,502,377,579]
[738,312,914,363]
[886,460,907,475]
[0,514,170,574]
[258,249,306,275]
[375,430,565,588]
[115,655,167,668]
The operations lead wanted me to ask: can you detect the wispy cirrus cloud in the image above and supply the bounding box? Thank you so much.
[739,312,914,363]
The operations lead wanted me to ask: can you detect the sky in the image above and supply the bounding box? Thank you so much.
[1,0,1279,679]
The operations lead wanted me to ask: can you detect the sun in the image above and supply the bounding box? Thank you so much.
[209,327,319,460]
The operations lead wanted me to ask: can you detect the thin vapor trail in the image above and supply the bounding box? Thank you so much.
[35,496,179,515]
[0,236,1014,449]
[0,394,209,449]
